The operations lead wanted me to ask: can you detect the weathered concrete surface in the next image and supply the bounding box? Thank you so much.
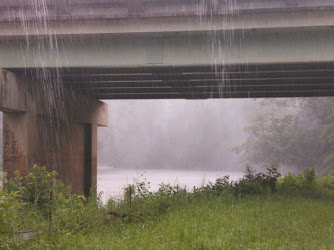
[3,113,28,176]
[0,0,334,100]
[0,70,108,125]
[0,69,107,195]
[2,11,334,37]
[0,70,26,112]
[2,27,334,68]
[0,0,333,22]
[1,0,334,69]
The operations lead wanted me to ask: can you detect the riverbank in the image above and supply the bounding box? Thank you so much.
[97,167,243,200]
[1,166,334,249]
[43,196,334,249]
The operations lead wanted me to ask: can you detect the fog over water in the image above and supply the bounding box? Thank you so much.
[97,167,244,201]
[97,99,259,197]
[98,99,258,171]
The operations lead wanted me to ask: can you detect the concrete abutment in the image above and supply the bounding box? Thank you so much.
[0,69,108,195]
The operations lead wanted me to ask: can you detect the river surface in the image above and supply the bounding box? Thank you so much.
[97,166,244,202]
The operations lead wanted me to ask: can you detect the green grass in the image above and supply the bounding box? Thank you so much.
[2,166,334,249]
[31,196,334,250]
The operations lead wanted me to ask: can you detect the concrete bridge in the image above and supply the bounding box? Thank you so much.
[0,0,334,194]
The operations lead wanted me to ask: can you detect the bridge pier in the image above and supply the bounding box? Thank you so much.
[0,69,108,195]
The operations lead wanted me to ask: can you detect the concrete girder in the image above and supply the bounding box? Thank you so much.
[0,27,334,68]
[5,62,334,99]
[0,0,333,22]
[1,11,334,37]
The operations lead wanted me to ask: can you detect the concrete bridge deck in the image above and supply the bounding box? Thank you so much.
[1,0,334,37]
[1,0,333,22]
[1,0,334,99]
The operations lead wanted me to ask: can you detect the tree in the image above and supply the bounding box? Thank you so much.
[233,98,331,174]
[234,112,315,174]
[300,98,334,175]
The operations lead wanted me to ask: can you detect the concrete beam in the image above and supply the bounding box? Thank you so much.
[1,11,334,37]
[1,27,334,68]
[0,0,333,22]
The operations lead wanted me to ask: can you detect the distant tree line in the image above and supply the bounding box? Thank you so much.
[234,97,334,175]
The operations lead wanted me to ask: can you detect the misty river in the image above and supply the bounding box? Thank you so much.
[97,166,243,202]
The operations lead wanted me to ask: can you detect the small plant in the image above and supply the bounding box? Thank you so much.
[233,166,280,196]
[276,167,334,199]
[0,164,101,248]
[204,176,232,195]
[4,165,71,216]
[319,173,334,191]
[304,168,316,187]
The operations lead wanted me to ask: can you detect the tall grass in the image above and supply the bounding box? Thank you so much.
[1,166,334,249]
[46,197,334,249]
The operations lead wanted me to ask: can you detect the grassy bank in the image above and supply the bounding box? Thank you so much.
[40,196,334,249]
[1,166,334,249]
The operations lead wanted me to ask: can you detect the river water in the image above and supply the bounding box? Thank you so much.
[97,166,244,202]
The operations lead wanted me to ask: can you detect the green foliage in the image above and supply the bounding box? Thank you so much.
[1,165,334,249]
[233,112,311,171]
[109,181,189,220]
[278,168,334,199]
[235,98,334,175]
[233,166,280,196]
[5,166,63,214]
[319,172,334,191]
[204,175,232,195]
[0,165,103,248]
[56,197,334,249]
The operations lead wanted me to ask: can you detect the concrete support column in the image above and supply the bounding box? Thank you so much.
[0,69,108,195]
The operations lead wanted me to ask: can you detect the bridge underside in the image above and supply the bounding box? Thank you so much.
[2,0,334,194]
[9,62,334,100]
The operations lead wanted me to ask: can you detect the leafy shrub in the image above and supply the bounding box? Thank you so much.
[277,168,334,199]
[278,168,315,195]
[319,173,334,191]
[111,181,189,220]
[233,166,280,196]
[0,165,102,248]
[204,176,232,195]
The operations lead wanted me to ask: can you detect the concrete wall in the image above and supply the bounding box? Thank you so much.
[0,69,107,195]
